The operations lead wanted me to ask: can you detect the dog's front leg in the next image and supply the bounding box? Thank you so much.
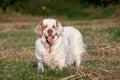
[37,61,44,72]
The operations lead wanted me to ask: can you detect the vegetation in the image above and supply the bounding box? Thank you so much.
[0,0,120,20]
[0,21,120,80]
[0,0,120,80]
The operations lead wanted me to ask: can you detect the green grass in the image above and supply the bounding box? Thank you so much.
[107,26,120,43]
[0,3,120,22]
[0,22,120,80]
[0,58,70,80]
[0,30,35,51]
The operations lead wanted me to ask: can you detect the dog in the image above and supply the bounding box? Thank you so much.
[34,18,86,71]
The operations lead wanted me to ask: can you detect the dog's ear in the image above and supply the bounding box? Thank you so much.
[34,21,44,36]
[56,20,64,35]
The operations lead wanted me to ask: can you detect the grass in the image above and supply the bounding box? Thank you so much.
[0,4,120,22]
[0,20,120,80]
[107,26,120,42]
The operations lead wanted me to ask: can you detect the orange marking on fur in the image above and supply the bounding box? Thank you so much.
[48,49,51,54]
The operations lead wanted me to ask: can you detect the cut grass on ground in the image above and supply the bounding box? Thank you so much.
[0,21,120,80]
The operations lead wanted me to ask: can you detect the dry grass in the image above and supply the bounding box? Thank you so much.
[0,20,120,80]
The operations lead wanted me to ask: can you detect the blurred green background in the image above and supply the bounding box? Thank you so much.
[0,0,120,21]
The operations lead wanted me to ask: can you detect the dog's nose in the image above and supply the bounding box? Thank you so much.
[47,29,53,35]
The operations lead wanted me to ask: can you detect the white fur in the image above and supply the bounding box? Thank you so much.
[35,19,86,71]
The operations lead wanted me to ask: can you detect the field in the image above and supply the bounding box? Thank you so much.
[0,19,120,80]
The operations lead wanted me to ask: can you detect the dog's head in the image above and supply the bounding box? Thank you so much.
[35,19,63,46]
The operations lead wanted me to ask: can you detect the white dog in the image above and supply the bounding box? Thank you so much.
[34,18,86,71]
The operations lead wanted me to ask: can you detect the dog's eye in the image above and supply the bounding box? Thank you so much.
[52,26,55,28]
[41,25,47,30]
[44,25,47,28]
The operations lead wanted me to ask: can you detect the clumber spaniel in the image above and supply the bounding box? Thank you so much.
[34,18,86,71]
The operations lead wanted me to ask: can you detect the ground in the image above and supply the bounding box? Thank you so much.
[0,19,120,80]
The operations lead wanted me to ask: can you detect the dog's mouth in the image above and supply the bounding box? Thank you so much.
[45,35,54,46]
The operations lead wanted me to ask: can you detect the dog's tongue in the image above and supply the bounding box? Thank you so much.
[47,36,53,45]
